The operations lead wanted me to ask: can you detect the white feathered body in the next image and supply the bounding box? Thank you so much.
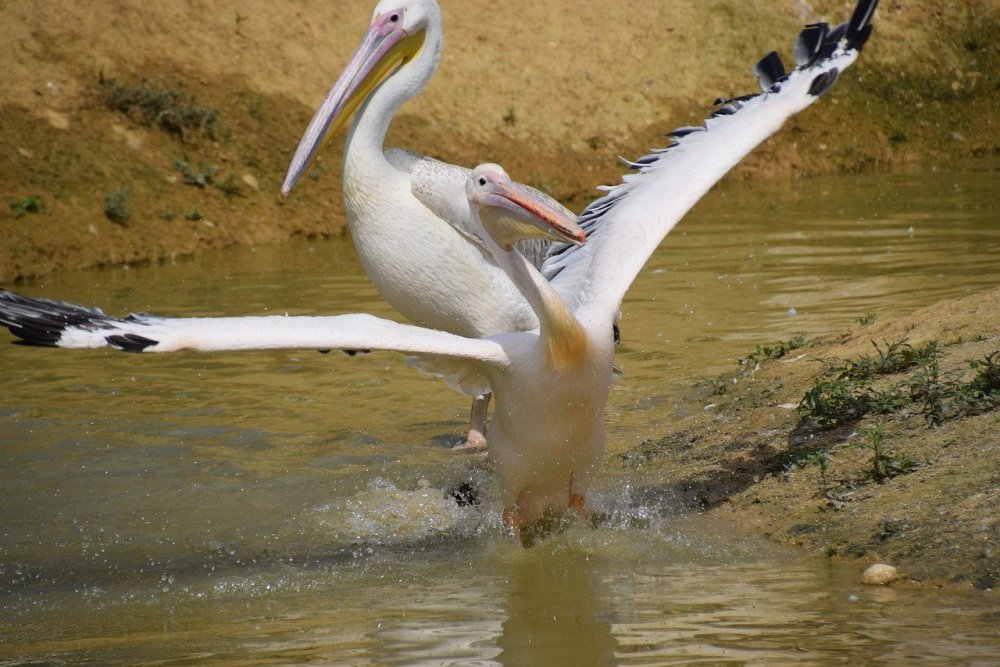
[341,145,537,338]
[487,326,612,518]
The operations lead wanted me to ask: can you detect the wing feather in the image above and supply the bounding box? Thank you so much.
[0,290,510,369]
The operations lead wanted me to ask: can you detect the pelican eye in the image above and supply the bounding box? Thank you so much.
[389,12,400,23]
[478,177,487,186]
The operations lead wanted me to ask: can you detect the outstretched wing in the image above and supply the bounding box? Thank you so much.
[0,290,510,369]
[542,0,878,325]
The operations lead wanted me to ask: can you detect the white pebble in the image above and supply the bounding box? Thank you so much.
[862,563,898,586]
[242,173,260,191]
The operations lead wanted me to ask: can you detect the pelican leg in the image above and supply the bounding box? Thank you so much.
[502,501,524,546]
[452,393,490,450]
[569,493,586,514]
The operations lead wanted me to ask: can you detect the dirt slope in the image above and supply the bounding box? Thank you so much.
[618,288,1000,589]
[2,0,999,282]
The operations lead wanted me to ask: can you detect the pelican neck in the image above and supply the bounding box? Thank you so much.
[488,238,589,363]
[344,29,442,167]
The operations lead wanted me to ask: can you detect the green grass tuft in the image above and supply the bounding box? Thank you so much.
[9,196,45,218]
[103,189,130,225]
[742,333,807,365]
[102,77,220,141]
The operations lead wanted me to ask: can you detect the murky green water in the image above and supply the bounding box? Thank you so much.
[2,164,999,664]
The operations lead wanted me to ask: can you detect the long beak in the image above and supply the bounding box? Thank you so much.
[281,14,425,197]
[480,181,587,248]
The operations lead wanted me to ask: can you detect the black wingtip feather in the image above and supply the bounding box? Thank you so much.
[794,23,827,66]
[754,51,786,91]
[7,322,62,346]
[106,333,159,353]
[667,126,706,139]
[812,23,846,62]
[847,0,879,50]
[0,290,112,346]
[793,0,877,68]
[850,24,874,52]
[808,68,841,97]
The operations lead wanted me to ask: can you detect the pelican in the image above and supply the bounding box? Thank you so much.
[0,0,878,541]
[281,0,583,449]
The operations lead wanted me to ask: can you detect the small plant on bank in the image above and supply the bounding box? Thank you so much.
[781,447,829,475]
[963,351,1000,405]
[213,171,242,198]
[910,351,1000,427]
[503,105,517,126]
[799,337,944,428]
[102,77,220,141]
[800,377,871,427]
[247,98,263,120]
[906,357,953,427]
[103,189,130,226]
[9,196,44,218]
[172,160,242,198]
[909,351,1000,424]
[840,335,940,382]
[173,159,215,188]
[742,332,807,365]
[859,423,919,483]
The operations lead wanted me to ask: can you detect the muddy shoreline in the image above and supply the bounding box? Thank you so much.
[617,288,1000,589]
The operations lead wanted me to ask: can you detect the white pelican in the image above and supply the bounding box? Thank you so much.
[281,0,583,449]
[0,0,878,541]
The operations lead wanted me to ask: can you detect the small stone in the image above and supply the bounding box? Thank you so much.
[862,563,898,586]
[17,147,34,159]
[112,124,144,150]
[241,173,260,191]
[45,109,70,130]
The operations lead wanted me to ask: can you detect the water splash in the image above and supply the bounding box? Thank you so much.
[303,478,484,546]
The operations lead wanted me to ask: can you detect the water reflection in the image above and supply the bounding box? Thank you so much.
[1,165,1000,663]
[499,547,618,665]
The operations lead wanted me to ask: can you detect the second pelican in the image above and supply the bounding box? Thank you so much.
[282,0,577,448]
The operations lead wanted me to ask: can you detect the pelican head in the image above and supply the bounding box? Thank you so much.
[282,0,442,197]
[467,164,586,251]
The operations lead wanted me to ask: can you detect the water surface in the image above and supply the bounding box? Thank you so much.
[1,164,999,664]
